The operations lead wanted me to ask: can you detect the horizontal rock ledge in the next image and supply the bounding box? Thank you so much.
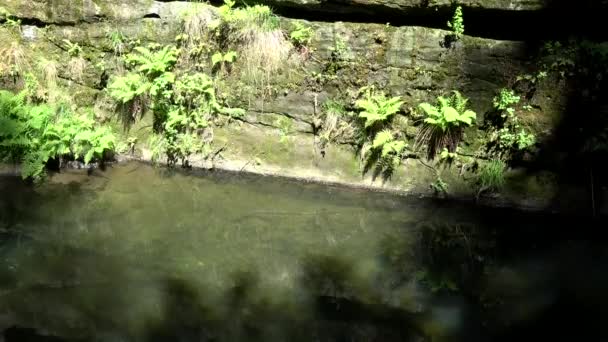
[251,0,608,40]
[1,0,607,40]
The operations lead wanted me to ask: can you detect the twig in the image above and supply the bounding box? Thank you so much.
[240,160,253,172]
[418,158,439,176]
[210,144,227,162]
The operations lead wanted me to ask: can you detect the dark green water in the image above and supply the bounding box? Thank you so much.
[0,162,607,342]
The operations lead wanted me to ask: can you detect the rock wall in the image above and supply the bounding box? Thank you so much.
[1,0,605,213]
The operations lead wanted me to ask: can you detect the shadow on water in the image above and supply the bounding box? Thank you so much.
[0,214,608,342]
[0,166,438,342]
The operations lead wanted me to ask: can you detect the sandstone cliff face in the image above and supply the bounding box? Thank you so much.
[1,0,602,212]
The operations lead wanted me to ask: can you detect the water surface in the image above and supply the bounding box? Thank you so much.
[0,162,607,341]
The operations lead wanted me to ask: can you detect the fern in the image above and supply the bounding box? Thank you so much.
[109,73,150,103]
[372,129,395,149]
[0,90,115,180]
[355,87,404,129]
[63,39,83,57]
[382,140,407,158]
[109,42,244,166]
[125,45,179,78]
[416,91,476,160]
[365,129,407,178]
[74,126,116,164]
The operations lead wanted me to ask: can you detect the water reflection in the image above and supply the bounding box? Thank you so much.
[0,162,607,341]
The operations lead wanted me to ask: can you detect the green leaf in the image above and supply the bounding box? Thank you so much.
[212,52,223,66]
[224,51,238,63]
[458,110,476,125]
[418,103,438,117]
[442,107,459,122]
[84,149,95,165]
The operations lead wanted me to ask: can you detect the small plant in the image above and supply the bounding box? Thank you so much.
[39,58,58,89]
[477,159,506,195]
[352,86,407,178]
[108,73,151,119]
[494,127,536,151]
[415,91,476,160]
[516,70,548,84]
[333,35,349,58]
[430,177,449,196]
[118,136,138,154]
[355,86,403,130]
[61,39,88,82]
[0,7,21,30]
[493,88,520,116]
[324,35,350,75]
[63,39,83,57]
[438,147,458,165]
[180,6,214,47]
[290,22,313,48]
[68,57,87,82]
[215,0,280,32]
[447,6,464,39]
[211,50,238,69]
[211,0,291,89]
[106,30,127,55]
[276,117,293,144]
[487,88,536,155]
[315,99,355,152]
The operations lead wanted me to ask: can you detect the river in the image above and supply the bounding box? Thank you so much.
[0,162,607,341]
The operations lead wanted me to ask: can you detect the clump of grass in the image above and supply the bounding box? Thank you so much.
[181,6,214,48]
[68,57,87,82]
[222,4,280,35]
[38,58,60,102]
[215,1,294,87]
[0,42,28,80]
[239,29,291,86]
[106,29,127,56]
[478,159,506,193]
[318,100,356,147]
[39,58,58,88]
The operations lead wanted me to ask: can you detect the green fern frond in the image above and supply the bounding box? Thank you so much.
[355,88,403,129]
[381,140,406,157]
[372,129,394,149]
[416,91,476,160]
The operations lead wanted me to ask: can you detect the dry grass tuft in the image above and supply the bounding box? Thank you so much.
[182,7,214,47]
[68,57,87,82]
[0,42,28,79]
[238,29,294,87]
[39,58,58,89]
